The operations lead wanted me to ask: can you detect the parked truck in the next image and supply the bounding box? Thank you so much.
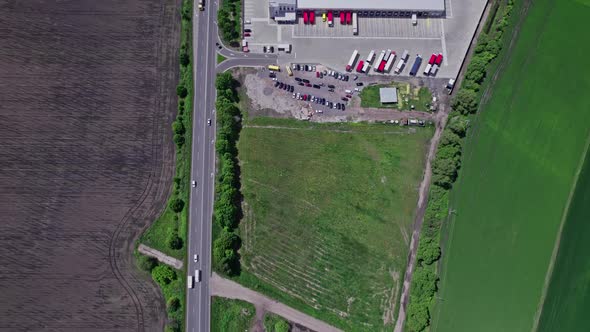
[385,52,396,72]
[346,50,359,71]
[424,53,436,75]
[362,61,370,73]
[374,50,386,71]
[394,50,409,74]
[430,53,443,76]
[356,60,364,73]
[409,55,422,76]
[352,12,358,35]
[328,11,333,27]
[366,50,375,64]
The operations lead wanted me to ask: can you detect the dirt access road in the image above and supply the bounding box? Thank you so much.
[210,273,342,332]
[0,1,179,330]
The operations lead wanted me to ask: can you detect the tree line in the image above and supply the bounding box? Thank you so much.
[405,1,515,331]
[212,72,243,276]
[218,0,241,45]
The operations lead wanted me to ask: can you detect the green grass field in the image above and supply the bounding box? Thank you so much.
[432,0,590,331]
[360,83,432,111]
[211,297,256,332]
[236,118,433,330]
[537,151,590,331]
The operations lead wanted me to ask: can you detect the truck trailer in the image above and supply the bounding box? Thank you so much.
[385,52,396,72]
[352,13,358,35]
[394,50,409,74]
[366,50,375,64]
[409,55,422,76]
[356,60,365,73]
[362,61,370,73]
[346,50,359,71]
[374,50,385,71]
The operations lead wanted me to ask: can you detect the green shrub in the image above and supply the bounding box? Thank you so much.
[138,255,158,272]
[172,121,186,135]
[451,89,478,115]
[152,265,176,285]
[176,84,188,98]
[168,230,183,250]
[275,319,290,332]
[169,198,185,213]
[167,297,181,314]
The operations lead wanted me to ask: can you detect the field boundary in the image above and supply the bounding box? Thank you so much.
[530,129,590,332]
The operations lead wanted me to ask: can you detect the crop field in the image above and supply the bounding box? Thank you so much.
[537,152,590,331]
[432,0,590,331]
[236,118,433,330]
[0,1,179,330]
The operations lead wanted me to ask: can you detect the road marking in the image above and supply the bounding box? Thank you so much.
[440,20,448,66]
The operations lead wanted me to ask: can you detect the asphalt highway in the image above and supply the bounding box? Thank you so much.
[185,2,278,332]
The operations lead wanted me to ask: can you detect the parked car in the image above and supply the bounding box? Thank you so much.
[289,86,294,92]
[328,84,335,89]
[356,82,364,86]
[295,77,302,82]
[305,83,312,87]
[298,82,304,86]
[244,28,252,33]
[344,75,349,81]
[302,79,310,83]
[353,75,358,80]
[274,81,280,87]
[269,46,274,53]
[316,71,320,78]
[341,97,348,101]
[263,46,267,53]
[313,84,320,89]
[328,88,335,92]
[341,104,346,111]
[244,32,251,37]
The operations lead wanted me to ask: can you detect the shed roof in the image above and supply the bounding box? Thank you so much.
[379,87,398,103]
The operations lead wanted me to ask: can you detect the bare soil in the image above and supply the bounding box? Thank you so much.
[0,1,179,331]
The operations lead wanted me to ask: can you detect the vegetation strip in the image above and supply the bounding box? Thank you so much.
[218,0,242,46]
[136,1,194,331]
[212,72,244,276]
[403,1,515,331]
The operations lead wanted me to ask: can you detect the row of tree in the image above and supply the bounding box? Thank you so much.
[212,72,243,276]
[404,1,515,331]
[218,0,241,44]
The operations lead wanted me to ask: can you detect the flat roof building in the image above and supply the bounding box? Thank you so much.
[379,87,398,104]
[297,0,445,13]
[270,0,298,22]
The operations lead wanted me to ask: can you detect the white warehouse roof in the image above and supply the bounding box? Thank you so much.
[297,0,445,12]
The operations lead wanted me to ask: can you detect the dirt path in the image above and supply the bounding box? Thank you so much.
[210,273,342,332]
[138,244,183,270]
[393,103,450,332]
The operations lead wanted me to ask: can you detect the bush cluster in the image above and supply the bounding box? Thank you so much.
[212,72,243,276]
[218,0,241,44]
[404,1,514,331]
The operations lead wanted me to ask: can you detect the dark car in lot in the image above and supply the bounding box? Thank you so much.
[328,84,335,89]
[289,86,294,92]
[298,82,304,86]
[279,82,284,89]
[305,83,312,87]
[275,81,280,87]
[302,79,310,83]
[341,104,346,111]
[328,88,334,92]
[341,97,348,101]
[344,75,349,81]
[313,84,320,89]
[295,77,302,82]
[356,82,364,86]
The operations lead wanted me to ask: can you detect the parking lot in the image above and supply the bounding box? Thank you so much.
[240,64,448,123]
[240,0,487,79]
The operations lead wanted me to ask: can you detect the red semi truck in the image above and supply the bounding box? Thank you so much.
[356,60,365,72]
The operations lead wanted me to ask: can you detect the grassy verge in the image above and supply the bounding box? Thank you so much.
[360,82,433,111]
[263,313,290,332]
[217,53,227,64]
[403,1,517,331]
[234,118,433,330]
[136,0,194,331]
[211,297,255,332]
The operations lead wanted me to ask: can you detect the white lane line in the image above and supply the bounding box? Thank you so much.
[291,35,441,40]
[440,20,448,66]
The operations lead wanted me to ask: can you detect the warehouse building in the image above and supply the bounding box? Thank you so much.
[270,0,445,21]
[269,0,298,23]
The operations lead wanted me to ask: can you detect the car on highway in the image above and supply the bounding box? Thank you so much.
[193,254,199,262]
[207,119,211,126]
[192,180,196,187]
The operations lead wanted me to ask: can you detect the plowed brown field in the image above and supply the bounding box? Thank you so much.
[0,1,179,330]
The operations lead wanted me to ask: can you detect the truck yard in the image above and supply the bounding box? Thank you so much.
[241,0,487,78]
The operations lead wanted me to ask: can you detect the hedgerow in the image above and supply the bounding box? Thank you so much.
[404,1,515,330]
